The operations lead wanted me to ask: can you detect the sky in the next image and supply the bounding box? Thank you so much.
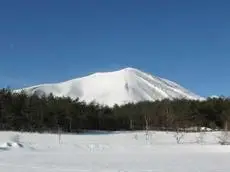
[0,0,230,97]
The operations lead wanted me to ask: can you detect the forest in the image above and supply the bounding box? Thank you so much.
[0,88,230,133]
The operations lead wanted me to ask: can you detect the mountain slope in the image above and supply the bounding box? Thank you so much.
[16,67,204,106]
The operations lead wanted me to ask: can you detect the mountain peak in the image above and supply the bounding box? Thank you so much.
[16,68,204,106]
[121,67,138,71]
[118,67,141,73]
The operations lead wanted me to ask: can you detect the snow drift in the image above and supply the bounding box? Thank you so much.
[15,67,204,106]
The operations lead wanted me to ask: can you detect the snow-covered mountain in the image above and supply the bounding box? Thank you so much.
[16,67,204,106]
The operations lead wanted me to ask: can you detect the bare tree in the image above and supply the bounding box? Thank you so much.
[129,119,134,130]
[58,126,62,144]
[218,121,230,145]
[144,114,150,141]
[174,129,185,144]
[10,134,20,143]
[196,130,206,144]
[10,134,23,147]
[133,133,138,140]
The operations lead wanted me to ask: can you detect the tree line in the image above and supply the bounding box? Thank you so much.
[0,88,230,133]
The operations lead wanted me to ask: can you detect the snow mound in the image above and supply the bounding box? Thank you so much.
[15,67,204,107]
[0,134,34,151]
[0,142,23,150]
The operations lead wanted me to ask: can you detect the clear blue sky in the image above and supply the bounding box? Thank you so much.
[0,0,230,97]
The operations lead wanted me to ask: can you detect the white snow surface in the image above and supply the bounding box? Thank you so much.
[1,131,230,172]
[16,67,204,106]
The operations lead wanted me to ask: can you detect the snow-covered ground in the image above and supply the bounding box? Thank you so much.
[0,131,230,172]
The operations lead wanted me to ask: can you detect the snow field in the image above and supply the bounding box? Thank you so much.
[0,131,230,172]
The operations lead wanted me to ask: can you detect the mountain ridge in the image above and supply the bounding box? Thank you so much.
[15,67,204,106]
